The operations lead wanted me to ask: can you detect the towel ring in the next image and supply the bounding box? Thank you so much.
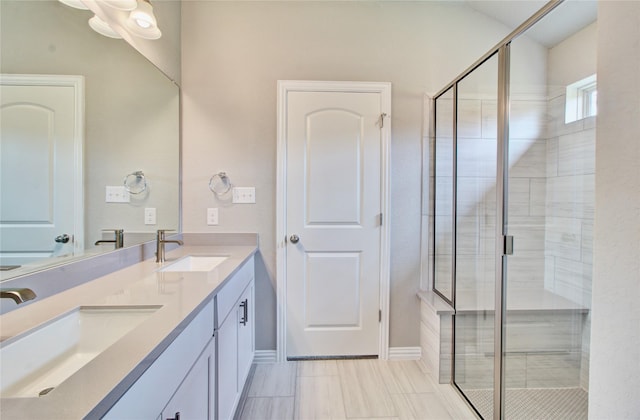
[209,172,232,195]
[124,170,147,194]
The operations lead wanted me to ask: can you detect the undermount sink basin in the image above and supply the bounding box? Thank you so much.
[0,305,160,398]
[160,256,228,272]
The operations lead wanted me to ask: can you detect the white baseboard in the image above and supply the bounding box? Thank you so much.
[253,350,277,364]
[255,348,419,362]
[389,347,422,361]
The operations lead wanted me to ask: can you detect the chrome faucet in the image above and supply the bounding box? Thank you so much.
[1,288,36,304]
[156,229,183,263]
[95,229,124,249]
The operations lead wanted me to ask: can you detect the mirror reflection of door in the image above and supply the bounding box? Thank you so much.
[0,75,84,268]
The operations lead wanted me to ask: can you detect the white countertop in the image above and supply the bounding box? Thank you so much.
[0,244,257,419]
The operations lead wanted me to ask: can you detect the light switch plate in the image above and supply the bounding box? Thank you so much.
[105,186,130,203]
[207,208,219,225]
[144,208,157,225]
[232,187,256,204]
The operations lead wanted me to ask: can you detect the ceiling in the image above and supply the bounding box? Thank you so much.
[462,0,598,47]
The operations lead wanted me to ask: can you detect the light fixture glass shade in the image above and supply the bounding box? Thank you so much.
[101,0,137,11]
[59,0,89,10]
[126,0,161,39]
[89,15,123,39]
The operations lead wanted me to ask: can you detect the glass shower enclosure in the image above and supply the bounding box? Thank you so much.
[430,1,595,418]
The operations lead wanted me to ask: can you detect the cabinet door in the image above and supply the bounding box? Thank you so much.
[104,301,214,419]
[161,337,214,420]
[217,308,239,420]
[237,280,255,388]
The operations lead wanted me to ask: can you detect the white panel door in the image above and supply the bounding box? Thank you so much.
[0,76,82,265]
[285,89,384,358]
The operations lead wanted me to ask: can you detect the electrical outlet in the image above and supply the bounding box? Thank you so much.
[207,208,219,225]
[144,208,157,225]
[232,187,256,204]
[105,186,130,203]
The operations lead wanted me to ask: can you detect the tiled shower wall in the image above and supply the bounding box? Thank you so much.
[544,91,595,309]
[438,96,549,294]
[429,93,594,301]
[544,88,595,390]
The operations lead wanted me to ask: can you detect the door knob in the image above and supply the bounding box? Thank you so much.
[289,234,300,244]
[54,234,70,244]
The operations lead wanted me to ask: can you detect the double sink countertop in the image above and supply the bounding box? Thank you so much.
[0,243,257,419]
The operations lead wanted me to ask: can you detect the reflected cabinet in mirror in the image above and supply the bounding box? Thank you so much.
[0,0,179,281]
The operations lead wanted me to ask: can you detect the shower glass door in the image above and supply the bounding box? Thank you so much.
[502,5,594,418]
[453,52,499,420]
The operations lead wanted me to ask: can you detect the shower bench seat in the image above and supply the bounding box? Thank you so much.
[418,289,590,388]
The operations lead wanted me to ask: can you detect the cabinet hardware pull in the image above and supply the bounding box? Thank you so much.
[239,299,248,326]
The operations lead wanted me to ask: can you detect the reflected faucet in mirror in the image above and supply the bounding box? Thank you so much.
[156,229,183,263]
[95,229,125,249]
[0,288,36,304]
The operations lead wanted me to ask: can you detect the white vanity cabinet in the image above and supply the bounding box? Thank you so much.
[103,300,215,420]
[103,256,255,420]
[216,258,255,420]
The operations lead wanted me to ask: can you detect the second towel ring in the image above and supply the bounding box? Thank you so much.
[209,172,232,195]
[124,170,147,194]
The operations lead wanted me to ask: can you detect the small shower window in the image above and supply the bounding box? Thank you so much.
[565,74,597,123]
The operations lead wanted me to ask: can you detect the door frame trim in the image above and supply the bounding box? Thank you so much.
[0,74,85,254]
[275,80,392,362]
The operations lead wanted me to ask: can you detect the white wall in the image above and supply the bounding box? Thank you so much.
[590,1,640,417]
[548,22,597,92]
[181,1,516,349]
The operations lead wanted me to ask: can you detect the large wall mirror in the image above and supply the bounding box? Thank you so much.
[0,0,180,281]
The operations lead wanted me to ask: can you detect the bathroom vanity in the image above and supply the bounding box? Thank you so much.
[0,240,257,420]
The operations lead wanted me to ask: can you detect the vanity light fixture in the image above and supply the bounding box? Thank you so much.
[59,0,89,10]
[88,14,123,39]
[59,0,162,41]
[125,0,162,40]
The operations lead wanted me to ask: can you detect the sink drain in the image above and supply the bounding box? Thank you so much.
[38,387,54,397]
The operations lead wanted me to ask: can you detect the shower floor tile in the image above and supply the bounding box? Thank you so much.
[464,387,588,419]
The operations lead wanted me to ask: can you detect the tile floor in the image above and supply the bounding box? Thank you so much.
[464,387,588,420]
[238,359,478,420]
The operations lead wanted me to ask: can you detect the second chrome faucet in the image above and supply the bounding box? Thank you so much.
[95,229,124,249]
[156,229,183,263]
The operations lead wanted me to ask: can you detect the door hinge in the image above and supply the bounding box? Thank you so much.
[504,235,514,256]
[378,113,387,128]
[379,309,382,323]
[379,213,383,226]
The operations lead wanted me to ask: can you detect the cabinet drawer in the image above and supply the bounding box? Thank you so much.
[216,257,254,326]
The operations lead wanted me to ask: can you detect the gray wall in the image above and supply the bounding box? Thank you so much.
[590,1,640,417]
[181,1,517,350]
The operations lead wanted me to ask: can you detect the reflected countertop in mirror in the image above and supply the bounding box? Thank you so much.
[0,0,180,281]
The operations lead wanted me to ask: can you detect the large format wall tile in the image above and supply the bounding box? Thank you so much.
[558,129,596,176]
